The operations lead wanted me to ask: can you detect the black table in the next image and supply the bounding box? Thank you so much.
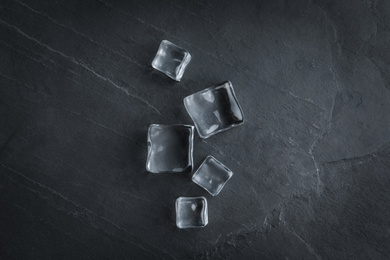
[1,0,389,259]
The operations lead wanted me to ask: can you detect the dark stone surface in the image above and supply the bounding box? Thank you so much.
[0,0,389,259]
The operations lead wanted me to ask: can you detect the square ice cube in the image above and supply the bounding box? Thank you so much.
[176,196,208,229]
[151,40,191,81]
[146,124,194,173]
[183,81,244,138]
[192,156,234,196]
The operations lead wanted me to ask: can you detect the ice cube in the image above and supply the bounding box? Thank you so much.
[151,40,191,81]
[146,124,194,173]
[192,156,233,196]
[183,81,244,138]
[175,196,208,229]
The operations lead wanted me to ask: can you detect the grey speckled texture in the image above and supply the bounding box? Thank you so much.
[0,0,389,259]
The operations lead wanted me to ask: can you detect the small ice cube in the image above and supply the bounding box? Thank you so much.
[151,40,191,81]
[176,196,208,229]
[192,156,233,196]
[146,124,194,173]
[183,81,244,138]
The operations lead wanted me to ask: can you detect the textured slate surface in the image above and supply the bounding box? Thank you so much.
[1,0,390,259]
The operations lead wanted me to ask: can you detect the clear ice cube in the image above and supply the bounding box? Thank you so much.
[176,196,208,229]
[151,40,191,81]
[192,156,234,196]
[183,81,244,138]
[146,124,194,173]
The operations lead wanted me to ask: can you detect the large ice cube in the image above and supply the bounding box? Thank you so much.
[192,156,233,196]
[183,81,244,138]
[176,196,208,229]
[151,40,191,81]
[146,124,194,173]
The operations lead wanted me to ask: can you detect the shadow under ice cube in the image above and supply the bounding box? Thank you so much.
[176,196,208,229]
[151,40,191,81]
[146,124,194,173]
[184,81,244,138]
[192,156,234,196]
